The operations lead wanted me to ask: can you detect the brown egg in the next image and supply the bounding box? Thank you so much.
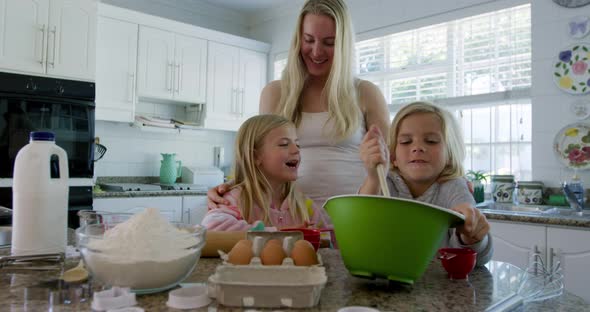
[228,239,253,265]
[291,239,319,266]
[260,241,286,265]
[266,239,282,246]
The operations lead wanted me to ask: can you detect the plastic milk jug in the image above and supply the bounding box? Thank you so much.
[12,132,69,256]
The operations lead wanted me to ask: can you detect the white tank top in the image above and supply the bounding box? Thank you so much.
[296,112,367,206]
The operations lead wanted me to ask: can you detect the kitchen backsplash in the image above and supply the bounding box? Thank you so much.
[95,101,236,178]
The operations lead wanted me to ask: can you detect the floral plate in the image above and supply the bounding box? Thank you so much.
[553,43,590,95]
[554,123,590,169]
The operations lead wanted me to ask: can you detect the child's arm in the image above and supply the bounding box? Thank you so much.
[307,199,333,229]
[201,188,252,231]
[359,125,389,195]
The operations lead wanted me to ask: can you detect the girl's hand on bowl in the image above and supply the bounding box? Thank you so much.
[451,203,490,245]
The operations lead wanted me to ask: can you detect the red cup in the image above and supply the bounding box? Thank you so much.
[280,228,321,251]
[437,247,477,280]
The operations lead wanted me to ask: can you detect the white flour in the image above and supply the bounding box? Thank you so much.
[84,208,203,290]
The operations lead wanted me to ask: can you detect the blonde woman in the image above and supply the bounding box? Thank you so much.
[360,102,492,265]
[201,115,331,231]
[208,0,390,208]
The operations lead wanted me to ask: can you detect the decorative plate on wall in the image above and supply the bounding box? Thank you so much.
[553,0,590,8]
[569,16,590,39]
[570,99,590,120]
[554,123,590,169]
[553,43,590,95]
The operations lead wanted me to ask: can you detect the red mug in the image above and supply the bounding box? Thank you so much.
[437,247,477,280]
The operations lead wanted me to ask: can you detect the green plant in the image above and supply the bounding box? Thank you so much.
[466,170,488,183]
[466,170,488,204]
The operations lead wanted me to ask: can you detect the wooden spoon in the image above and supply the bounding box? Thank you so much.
[62,259,88,283]
[376,164,390,197]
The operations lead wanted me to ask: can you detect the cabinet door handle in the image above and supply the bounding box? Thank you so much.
[127,73,135,102]
[230,88,238,115]
[38,24,46,65]
[241,88,245,117]
[48,26,57,68]
[175,63,181,93]
[166,62,172,91]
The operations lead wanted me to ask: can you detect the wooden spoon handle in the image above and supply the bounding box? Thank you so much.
[376,164,390,197]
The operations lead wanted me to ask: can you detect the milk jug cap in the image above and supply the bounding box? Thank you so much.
[30,131,55,142]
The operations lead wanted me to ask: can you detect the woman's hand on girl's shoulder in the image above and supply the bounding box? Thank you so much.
[207,182,233,210]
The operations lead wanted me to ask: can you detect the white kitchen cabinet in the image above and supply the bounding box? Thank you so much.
[95,16,138,122]
[93,197,183,223]
[0,0,49,74]
[182,196,207,225]
[488,221,545,271]
[547,227,590,303]
[174,33,207,103]
[205,42,266,131]
[238,48,267,121]
[489,220,590,303]
[137,26,207,103]
[46,0,96,80]
[0,0,95,80]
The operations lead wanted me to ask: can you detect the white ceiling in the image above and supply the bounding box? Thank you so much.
[197,0,294,13]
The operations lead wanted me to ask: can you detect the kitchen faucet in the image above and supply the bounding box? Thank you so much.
[562,181,585,216]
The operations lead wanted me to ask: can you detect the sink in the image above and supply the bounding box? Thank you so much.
[541,207,590,217]
[478,202,590,218]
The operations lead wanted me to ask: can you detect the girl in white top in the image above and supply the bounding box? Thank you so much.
[360,102,493,265]
[208,0,390,208]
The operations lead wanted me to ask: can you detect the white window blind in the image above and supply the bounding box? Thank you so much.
[357,4,532,180]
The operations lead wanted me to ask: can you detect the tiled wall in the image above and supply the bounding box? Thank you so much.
[94,101,236,178]
[531,2,590,187]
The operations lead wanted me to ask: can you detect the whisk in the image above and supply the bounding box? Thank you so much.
[94,137,107,162]
[486,253,564,311]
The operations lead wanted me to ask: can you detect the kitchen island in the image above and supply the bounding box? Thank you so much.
[0,249,588,311]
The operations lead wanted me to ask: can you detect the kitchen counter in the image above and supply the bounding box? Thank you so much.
[0,249,587,311]
[93,189,207,198]
[481,209,590,228]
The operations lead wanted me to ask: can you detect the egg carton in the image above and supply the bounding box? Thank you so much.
[208,231,327,308]
[218,231,323,266]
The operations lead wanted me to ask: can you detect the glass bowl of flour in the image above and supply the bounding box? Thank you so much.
[77,208,206,294]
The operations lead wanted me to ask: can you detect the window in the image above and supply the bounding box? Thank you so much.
[357,4,532,180]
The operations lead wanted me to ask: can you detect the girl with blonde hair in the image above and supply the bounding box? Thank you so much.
[359,102,493,265]
[209,0,390,207]
[201,115,331,231]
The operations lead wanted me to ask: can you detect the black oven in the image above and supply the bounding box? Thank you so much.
[0,72,95,228]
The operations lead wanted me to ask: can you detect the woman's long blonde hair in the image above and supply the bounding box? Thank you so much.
[232,114,309,224]
[389,102,466,182]
[278,0,361,141]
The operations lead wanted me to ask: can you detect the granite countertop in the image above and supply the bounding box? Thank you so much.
[482,209,590,228]
[93,189,208,198]
[93,176,208,198]
[0,249,587,311]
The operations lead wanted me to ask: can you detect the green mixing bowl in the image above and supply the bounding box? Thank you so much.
[324,195,464,284]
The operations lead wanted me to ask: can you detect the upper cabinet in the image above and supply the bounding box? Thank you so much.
[206,42,266,131]
[95,16,138,122]
[0,0,95,80]
[137,26,207,103]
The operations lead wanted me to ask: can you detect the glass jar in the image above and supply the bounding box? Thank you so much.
[491,175,515,203]
[514,181,544,205]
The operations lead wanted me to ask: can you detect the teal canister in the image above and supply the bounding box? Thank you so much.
[160,153,182,184]
[491,175,515,203]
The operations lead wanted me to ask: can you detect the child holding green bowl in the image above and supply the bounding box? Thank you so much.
[359,101,493,265]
